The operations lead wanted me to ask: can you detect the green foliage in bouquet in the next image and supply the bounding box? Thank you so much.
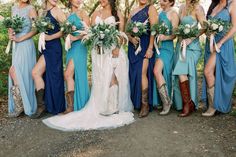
[151,22,170,36]
[83,23,120,49]
[60,21,77,35]
[2,15,25,33]
[126,21,147,37]
[32,16,54,33]
[174,23,199,39]
[203,18,231,35]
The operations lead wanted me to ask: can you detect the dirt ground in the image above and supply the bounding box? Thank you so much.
[0,95,236,157]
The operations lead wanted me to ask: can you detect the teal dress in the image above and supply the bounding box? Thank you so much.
[153,11,174,106]
[8,5,37,116]
[172,16,201,110]
[66,13,90,111]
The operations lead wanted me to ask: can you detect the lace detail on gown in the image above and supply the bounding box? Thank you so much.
[42,16,134,131]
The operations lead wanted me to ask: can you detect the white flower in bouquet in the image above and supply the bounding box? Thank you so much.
[105,29,110,33]
[184,27,190,34]
[185,24,191,28]
[211,23,219,30]
[218,25,224,32]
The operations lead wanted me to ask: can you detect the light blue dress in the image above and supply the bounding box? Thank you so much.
[201,3,236,113]
[8,5,37,116]
[172,16,201,110]
[66,13,90,111]
[153,11,174,107]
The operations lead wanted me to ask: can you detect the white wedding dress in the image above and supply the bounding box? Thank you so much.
[42,16,135,131]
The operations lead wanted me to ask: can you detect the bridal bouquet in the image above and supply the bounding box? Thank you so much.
[60,21,77,51]
[82,23,120,54]
[174,23,199,61]
[32,16,54,53]
[203,18,231,53]
[3,15,25,54]
[151,22,170,55]
[126,20,148,55]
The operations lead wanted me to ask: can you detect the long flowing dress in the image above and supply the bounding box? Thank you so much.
[201,4,236,113]
[8,5,37,116]
[172,16,201,110]
[153,11,174,107]
[42,9,65,114]
[42,16,134,131]
[128,5,155,109]
[66,13,90,111]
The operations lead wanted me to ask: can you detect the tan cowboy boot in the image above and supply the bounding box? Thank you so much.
[202,86,216,117]
[158,83,172,115]
[139,88,149,118]
[8,85,24,117]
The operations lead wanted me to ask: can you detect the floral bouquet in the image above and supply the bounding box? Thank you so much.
[81,22,127,67]
[60,21,77,51]
[2,15,25,54]
[126,20,148,55]
[151,22,170,55]
[203,18,231,53]
[32,16,54,53]
[174,23,199,61]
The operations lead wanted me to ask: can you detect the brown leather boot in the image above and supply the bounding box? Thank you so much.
[30,89,45,119]
[63,91,74,114]
[178,80,195,117]
[139,88,149,118]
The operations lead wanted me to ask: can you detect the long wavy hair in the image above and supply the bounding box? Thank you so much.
[207,0,228,19]
[108,0,119,22]
[186,0,200,14]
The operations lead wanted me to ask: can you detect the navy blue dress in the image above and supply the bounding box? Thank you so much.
[128,5,155,110]
[42,10,65,114]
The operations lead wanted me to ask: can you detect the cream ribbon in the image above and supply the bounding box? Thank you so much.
[38,32,46,53]
[210,34,220,53]
[5,40,15,54]
[154,35,160,55]
[134,38,141,55]
[180,39,187,61]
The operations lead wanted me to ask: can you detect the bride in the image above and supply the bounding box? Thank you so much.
[42,0,134,131]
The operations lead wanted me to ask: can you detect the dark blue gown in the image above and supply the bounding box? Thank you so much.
[42,10,65,114]
[128,5,155,110]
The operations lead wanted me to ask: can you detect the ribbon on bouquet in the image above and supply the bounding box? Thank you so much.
[134,38,142,55]
[180,39,187,61]
[5,40,15,54]
[38,32,46,53]
[210,34,220,53]
[154,35,160,55]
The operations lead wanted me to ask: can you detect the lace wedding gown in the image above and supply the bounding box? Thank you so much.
[42,16,134,131]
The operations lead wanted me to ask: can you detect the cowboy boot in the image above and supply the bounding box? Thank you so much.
[30,89,45,119]
[202,86,216,117]
[139,88,149,118]
[63,91,74,114]
[178,80,195,117]
[158,84,172,115]
[8,85,24,117]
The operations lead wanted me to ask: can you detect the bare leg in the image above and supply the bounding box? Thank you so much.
[153,59,165,88]
[32,55,46,91]
[9,66,18,86]
[64,59,75,92]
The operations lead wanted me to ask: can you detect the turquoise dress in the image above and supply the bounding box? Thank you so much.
[153,11,174,106]
[8,5,37,116]
[66,13,90,111]
[172,16,201,110]
[201,3,236,113]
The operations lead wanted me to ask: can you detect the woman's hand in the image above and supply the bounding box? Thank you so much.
[144,48,153,59]
[69,34,79,42]
[159,34,167,41]
[214,41,223,52]
[10,35,22,43]
[130,37,139,47]
[185,37,195,46]
[112,48,120,58]
[45,34,52,41]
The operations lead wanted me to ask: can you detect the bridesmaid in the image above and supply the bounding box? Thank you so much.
[172,0,206,117]
[127,0,158,118]
[153,0,179,115]
[8,0,37,117]
[62,0,90,114]
[202,0,236,116]
[31,0,66,117]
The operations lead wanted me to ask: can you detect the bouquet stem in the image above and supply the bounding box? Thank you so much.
[38,32,46,53]
[134,38,142,55]
[154,35,160,55]
[210,34,220,53]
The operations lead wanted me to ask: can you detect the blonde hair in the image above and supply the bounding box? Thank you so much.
[187,0,200,14]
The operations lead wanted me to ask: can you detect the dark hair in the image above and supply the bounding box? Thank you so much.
[109,0,119,22]
[207,0,228,19]
[169,0,175,7]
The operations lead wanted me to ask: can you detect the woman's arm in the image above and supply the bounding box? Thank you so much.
[45,7,66,41]
[11,7,38,42]
[217,1,236,47]
[196,4,207,37]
